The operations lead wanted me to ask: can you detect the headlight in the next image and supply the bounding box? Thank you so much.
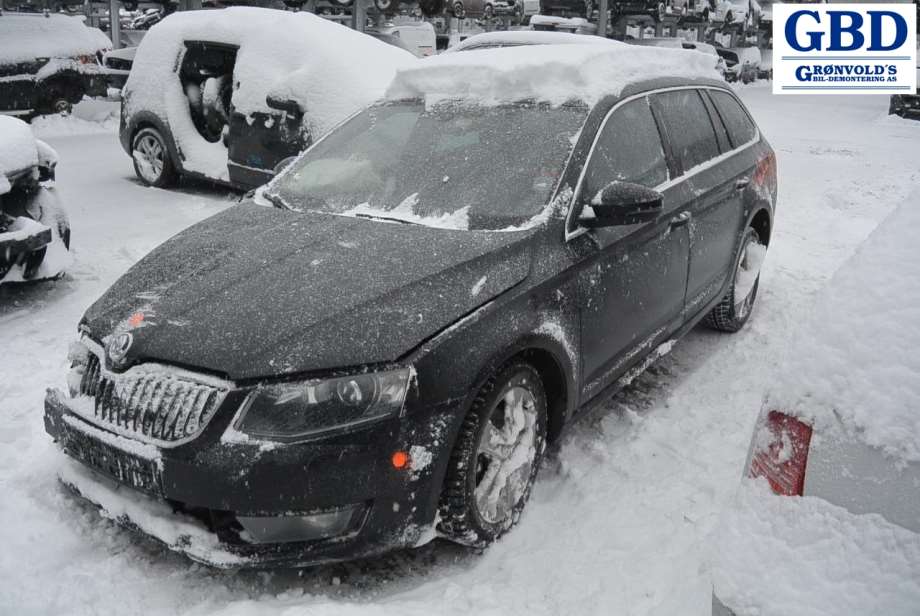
[235,368,411,442]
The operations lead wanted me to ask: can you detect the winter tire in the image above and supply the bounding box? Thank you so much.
[658,2,666,20]
[374,0,395,12]
[438,361,547,547]
[132,127,178,188]
[703,227,764,333]
[452,1,465,18]
[419,0,445,16]
[484,3,494,18]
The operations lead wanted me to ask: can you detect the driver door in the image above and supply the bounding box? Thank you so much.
[570,96,690,395]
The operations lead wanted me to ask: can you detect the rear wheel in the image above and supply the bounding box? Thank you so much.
[132,127,178,188]
[438,361,547,547]
[703,227,765,332]
[452,1,465,18]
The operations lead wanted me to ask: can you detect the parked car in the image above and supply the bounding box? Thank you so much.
[0,116,70,284]
[101,46,136,91]
[609,0,667,22]
[367,21,436,57]
[712,197,920,615]
[0,12,112,117]
[119,7,413,190]
[665,0,711,22]
[630,37,727,79]
[450,0,518,18]
[45,43,776,568]
[889,57,920,120]
[530,13,597,33]
[711,0,760,28]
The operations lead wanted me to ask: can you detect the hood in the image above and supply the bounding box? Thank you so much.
[82,204,535,380]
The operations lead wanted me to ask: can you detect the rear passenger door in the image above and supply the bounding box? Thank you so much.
[651,88,751,315]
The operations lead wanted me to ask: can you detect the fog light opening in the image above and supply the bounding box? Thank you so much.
[236,504,360,544]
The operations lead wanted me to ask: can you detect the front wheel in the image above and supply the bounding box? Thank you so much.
[438,361,547,547]
[703,228,765,332]
[452,1,465,18]
[131,127,178,188]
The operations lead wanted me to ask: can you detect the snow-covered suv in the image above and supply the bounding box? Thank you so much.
[45,43,776,568]
[0,116,71,285]
[0,13,112,117]
[119,7,413,190]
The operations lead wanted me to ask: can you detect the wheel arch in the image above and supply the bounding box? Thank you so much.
[749,206,772,246]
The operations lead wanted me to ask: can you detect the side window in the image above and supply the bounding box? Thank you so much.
[581,97,668,201]
[653,89,720,173]
[709,90,757,149]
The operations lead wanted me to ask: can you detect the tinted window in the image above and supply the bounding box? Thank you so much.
[654,89,720,173]
[709,90,757,148]
[582,98,668,201]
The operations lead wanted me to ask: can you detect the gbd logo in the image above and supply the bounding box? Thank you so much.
[784,9,909,52]
[773,3,917,95]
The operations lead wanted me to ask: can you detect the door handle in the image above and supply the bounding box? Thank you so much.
[735,177,751,190]
[669,211,691,228]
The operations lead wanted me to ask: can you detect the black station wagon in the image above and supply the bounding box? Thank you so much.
[45,46,777,568]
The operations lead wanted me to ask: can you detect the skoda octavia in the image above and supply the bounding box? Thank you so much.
[44,44,777,567]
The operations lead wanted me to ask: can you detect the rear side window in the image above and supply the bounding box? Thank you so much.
[581,97,668,200]
[653,89,720,173]
[709,90,757,148]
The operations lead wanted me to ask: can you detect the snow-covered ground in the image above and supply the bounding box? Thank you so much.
[1,86,919,615]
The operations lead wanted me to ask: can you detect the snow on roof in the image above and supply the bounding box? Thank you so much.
[385,43,721,107]
[771,194,920,462]
[0,14,111,65]
[448,30,615,52]
[0,116,38,190]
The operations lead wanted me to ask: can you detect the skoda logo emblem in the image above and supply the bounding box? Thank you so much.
[107,332,133,365]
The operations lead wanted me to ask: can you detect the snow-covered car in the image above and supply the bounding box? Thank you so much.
[0,116,70,285]
[45,43,776,569]
[712,196,920,615]
[726,46,761,83]
[529,13,597,33]
[367,21,436,57]
[0,13,112,117]
[448,29,614,51]
[629,37,727,79]
[119,8,414,190]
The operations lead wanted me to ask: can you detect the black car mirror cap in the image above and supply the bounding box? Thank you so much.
[266,93,304,116]
[580,181,663,228]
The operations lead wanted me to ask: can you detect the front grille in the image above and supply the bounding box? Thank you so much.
[78,352,228,446]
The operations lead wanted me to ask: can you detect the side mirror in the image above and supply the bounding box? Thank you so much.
[580,181,663,228]
[266,94,303,116]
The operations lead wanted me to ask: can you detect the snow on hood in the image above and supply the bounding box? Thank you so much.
[0,14,111,65]
[0,116,39,190]
[769,193,920,462]
[447,30,616,52]
[126,8,414,175]
[385,43,721,107]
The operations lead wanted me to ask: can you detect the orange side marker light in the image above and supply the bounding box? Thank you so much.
[391,451,410,470]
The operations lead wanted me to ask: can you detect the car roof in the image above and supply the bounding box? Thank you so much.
[387,43,722,108]
[449,30,614,52]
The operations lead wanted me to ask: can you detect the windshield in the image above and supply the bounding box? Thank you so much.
[269,101,587,231]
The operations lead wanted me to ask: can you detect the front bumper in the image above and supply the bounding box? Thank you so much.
[44,387,450,568]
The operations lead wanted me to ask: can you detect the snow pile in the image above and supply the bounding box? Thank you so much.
[125,7,414,179]
[0,116,39,183]
[448,30,615,52]
[0,14,111,64]
[769,194,920,462]
[713,481,920,616]
[385,43,721,107]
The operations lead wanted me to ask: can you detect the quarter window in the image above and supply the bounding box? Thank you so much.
[581,97,668,202]
[709,90,757,148]
[653,89,720,173]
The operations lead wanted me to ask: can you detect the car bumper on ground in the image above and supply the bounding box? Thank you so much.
[44,387,447,568]
[0,215,53,282]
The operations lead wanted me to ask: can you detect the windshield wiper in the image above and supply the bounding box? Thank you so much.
[353,213,420,226]
[262,191,292,211]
